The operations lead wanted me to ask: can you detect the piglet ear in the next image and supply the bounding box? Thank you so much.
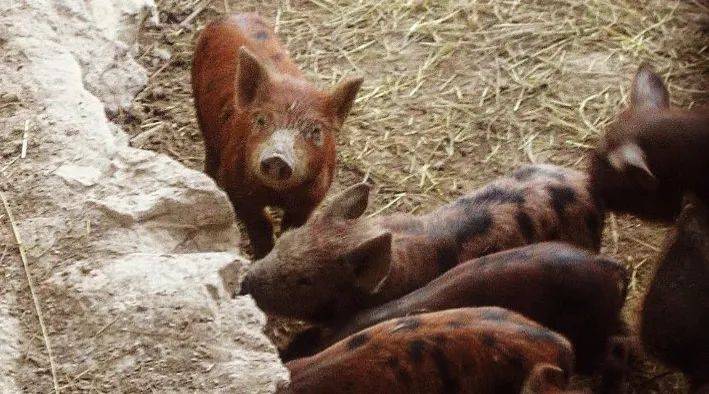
[327,76,364,126]
[237,47,268,105]
[320,183,370,221]
[608,143,657,189]
[630,64,669,110]
[345,232,392,294]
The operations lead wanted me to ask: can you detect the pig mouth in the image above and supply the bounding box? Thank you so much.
[252,127,304,189]
[255,166,304,191]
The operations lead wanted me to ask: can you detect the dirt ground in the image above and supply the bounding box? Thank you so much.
[118,0,707,392]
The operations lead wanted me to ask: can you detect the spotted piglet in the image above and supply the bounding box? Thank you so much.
[240,164,603,322]
[588,64,709,222]
[281,242,628,375]
[641,194,709,392]
[281,307,575,394]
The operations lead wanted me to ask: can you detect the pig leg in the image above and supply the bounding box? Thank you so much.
[281,205,315,231]
[236,205,274,259]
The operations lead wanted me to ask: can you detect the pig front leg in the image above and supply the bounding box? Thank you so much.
[236,205,274,259]
[281,204,316,231]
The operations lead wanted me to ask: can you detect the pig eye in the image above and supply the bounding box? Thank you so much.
[253,113,268,128]
[305,125,323,146]
[296,277,313,287]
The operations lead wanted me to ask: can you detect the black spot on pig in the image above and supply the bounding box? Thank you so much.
[546,185,577,217]
[435,243,459,273]
[453,210,493,244]
[408,340,426,364]
[387,356,413,386]
[432,346,460,393]
[346,332,370,350]
[481,333,497,348]
[515,211,536,242]
[481,308,509,322]
[519,325,560,343]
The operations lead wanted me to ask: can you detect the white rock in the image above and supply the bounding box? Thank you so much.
[55,163,104,186]
[0,0,286,391]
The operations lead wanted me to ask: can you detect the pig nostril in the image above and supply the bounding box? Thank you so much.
[260,157,292,181]
[278,164,292,179]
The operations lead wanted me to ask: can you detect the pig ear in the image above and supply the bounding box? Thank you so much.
[630,64,669,110]
[345,232,392,294]
[237,47,268,105]
[608,143,656,187]
[320,183,370,221]
[327,77,364,126]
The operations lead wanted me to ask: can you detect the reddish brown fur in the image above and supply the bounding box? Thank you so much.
[588,64,709,222]
[240,164,603,322]
[281,307,575,394]
[281,242,628,375]
[641,195,709,392]
[192,13,362,258]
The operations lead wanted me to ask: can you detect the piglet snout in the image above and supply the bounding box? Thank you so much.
[239,274,253,296]
[260,155,293,181]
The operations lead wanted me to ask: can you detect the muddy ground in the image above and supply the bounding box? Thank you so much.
[117,0,707,392]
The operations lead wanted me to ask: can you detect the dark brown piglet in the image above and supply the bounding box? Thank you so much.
[192,13,363,258]
[240,164,603,322]
[281,242,628,375]
[588,64,709,222]
[641,195,709,392]
[281,307,575,394]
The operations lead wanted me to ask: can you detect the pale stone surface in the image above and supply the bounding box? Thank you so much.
[0,0,286,391]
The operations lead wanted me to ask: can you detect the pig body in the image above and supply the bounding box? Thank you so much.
[192,13,362,258]
[641,196,709,392]
[588,64,709,222]
[281,242,628,374]
[240,164,603,322]
[282,307,575,394]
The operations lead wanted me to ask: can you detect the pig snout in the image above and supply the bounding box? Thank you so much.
[258,129,296,182]
[238,273,253,296]
[261,155,293,180]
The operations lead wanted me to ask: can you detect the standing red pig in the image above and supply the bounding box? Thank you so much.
[192,13,363,258]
